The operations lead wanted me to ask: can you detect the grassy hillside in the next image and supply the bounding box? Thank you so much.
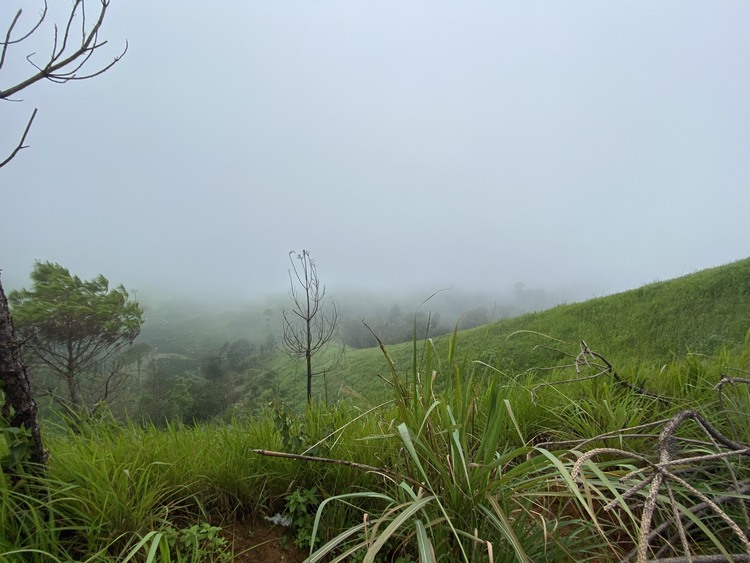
[273,258,750,406]
[457,256,750,367]
[4,259,750,561]
[129,258,750,411]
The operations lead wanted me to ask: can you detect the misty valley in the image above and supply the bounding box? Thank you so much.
[5,254,557,426]
[2,256,750,562]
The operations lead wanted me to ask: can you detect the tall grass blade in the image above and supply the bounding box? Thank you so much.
[362,496,435,563]
[481,497,533,563]
[534,448,607,538]
[447,406,472,494]
[504,399,527,447]
[414,519,436,563]
[306,522,368,563]
[477,385,506,465]
[308,491,394,560]
[398,422,430,484]
[121,531,164,563]
[447,324,459,366]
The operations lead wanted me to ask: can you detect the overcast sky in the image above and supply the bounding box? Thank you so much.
[2,0,749,304]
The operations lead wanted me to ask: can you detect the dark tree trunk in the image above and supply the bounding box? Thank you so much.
[306,285,313,404]
[306,349,312,404]
[0,275,47,469]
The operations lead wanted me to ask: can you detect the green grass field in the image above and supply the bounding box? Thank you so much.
[2,258,750,561]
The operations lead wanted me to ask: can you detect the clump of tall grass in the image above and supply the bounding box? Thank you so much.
[306,330,619,561]
[517,339,750,561]
[1,412,290,561]
[1,397,403,561]
[303,330,750,562]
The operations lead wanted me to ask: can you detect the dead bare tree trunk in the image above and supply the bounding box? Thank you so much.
[0,274,47,469]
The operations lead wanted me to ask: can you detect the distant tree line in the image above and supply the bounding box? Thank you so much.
[6,257,558,435]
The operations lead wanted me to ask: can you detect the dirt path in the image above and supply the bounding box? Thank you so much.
[223,518,308,562]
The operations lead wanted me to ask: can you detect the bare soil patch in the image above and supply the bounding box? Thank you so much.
[222,517,307,562]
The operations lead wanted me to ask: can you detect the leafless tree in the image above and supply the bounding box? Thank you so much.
[282,250,342,404]
[1,0,126,168]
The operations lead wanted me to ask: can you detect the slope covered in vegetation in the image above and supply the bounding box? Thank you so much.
[4,258,749,562]
[129,258,750,412]
[275,257,750,406]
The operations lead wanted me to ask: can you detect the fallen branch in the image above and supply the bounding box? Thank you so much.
[252,449,423,488]
[647,556,750,563]
[715,374,750,441]
[572,409,750,562]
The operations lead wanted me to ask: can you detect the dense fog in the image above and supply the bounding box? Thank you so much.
[2,1,749,304]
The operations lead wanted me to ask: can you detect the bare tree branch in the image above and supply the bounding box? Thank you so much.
[252,448,423,489]
[0,3,48,69]
[0,107,37,167]
[648,555,750,563]
[1,0,126,168]
[529,340,671,404]
[572,410,750,562]
[715,373,750,439]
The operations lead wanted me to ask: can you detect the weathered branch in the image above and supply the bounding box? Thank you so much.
[0,107,37,168]
[530,341,671,404]
[715,374,750,440]
[647,556,750,563]
[0,3,48,70]
[1,1,125,98]
[572,409,750,562]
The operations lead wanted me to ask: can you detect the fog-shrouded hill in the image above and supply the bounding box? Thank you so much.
[273,257,750,407]
[134,280,561,357]
[132,257,750,411]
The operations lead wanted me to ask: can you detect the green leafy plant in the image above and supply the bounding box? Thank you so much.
[120,522,230,563]
[0,424,31,473]
[285,486,320,549]
[271,401,310,452]
[164,522,230,562]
